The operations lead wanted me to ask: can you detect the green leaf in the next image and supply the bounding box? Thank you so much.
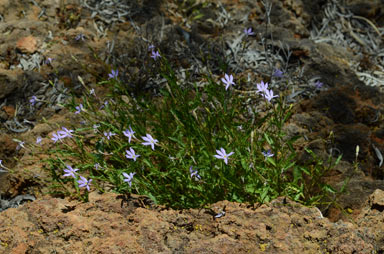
[245,184,256,194]
[335,154,342,165]
[266,157,276,167]
[168,136,186,148]
[294,192,304,201]
[322,184,336,193]
[264,133,273,145]
[260,186,270,202]
[192,13,204,20]
[293,167,303,181]
[231,192,242,202]
[240,158,248,170]
[299,166,310,175]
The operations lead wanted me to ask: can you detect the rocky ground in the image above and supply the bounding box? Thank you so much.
[0,0,384,253]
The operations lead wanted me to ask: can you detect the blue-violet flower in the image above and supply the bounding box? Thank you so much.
[108,69,118,80]
[214,148,234,165]
[273,69,284,78]
[256,81,269,94]
[123,172,136,187]
[189,166,201,181]
[63,165,79,178]
[150,50,161,60]
[75,104,84,114]
[221,74,235,90]
[77,176,92,191]
[30,96,38,106]
[58,127,74,139]
[262,150,274,158]
[104,131,116,140]
[244,27,255,36]
[141,134,158,150]
[263,89,278,102]
[125,148,140,161]
[123,126,135,143]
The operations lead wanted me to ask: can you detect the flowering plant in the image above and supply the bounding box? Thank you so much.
[41,48,340,209]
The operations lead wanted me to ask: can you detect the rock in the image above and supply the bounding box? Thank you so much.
[0,133,17,159]
[16,36,38,54]
[345,0,383,20]
[297,82,384,172]
[0,69,22,100]
[368,189,384,210]
[1,105,15,118]
[0,193,377,253]
[0,0,383,253]
[356,189,384,251]
[0,0,10,14]
[332,123,371,163]
[332,179,384,217]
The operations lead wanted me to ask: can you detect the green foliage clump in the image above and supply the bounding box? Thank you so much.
[44,56,342,209]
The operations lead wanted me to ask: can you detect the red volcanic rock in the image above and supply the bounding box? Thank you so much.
[16,36,38,54]
[0,193,377,253]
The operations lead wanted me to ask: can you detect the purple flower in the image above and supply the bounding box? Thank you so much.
[214,148,234,165]
[189,166,201,181]
[63,165,79,178]
[45,57,53,65]
[263,89,278,102]
[123,126,135,143]
[108,69,118,80]
[75,33,85,41]
[150,50,161,60]
[125,148,140,161]
[93,124,100,133]
[148,44,155,51]
[36,136,42,144]
[314,80,323,89]
[104,131,116,140]
[16,141,25,151]
[77,176,92,191]
[221,74,235,90]
[262,150,274,158]
[244,27,255,36]
[51,132,62,143]
[272,69,284,78]
[94,163,101,170]
[256,81,269,94]
[58,127,74,139]
[123,172,136,187]
[30,96,38,106]
[75,104,84,114]
[141,134,158,150]
[100,101,109,109]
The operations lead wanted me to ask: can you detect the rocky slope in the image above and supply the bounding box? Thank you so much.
[1,191,383,253]
[0,0,384,253]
